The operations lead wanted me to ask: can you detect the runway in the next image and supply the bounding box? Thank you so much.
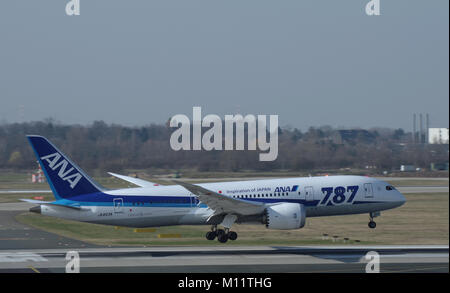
[0,184,448,273]
[0,204,447,273]
[0,245,447,273]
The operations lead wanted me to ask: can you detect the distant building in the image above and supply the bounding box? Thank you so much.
[428,128,449,144]
[400,165,416,172]
[430,163,449,171]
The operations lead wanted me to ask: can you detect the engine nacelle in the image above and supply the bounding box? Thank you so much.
[263,203,306,230]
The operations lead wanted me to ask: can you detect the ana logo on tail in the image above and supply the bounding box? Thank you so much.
[40,152,82,189]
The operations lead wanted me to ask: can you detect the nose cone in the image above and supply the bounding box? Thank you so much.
[396,191,406,207]
[29,205,41,214]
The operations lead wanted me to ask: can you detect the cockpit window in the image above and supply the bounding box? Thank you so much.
[386,185,396,191]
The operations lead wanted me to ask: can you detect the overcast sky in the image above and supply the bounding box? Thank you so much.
[0,0,448,131]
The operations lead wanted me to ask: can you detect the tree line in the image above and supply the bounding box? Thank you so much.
[0,120,447,174]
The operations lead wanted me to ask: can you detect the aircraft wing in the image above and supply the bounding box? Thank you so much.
[172,180,266,216]
[108,172,160,187]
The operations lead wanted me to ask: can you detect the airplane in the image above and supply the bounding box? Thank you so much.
[22,135,406,243]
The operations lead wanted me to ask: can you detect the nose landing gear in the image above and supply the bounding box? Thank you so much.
[368,212,380,229]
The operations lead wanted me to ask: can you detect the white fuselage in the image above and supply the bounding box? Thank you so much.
[39,175,406,228]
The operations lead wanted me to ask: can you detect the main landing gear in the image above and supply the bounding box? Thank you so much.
[205,225,238,243]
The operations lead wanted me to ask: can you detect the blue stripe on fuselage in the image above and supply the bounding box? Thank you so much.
[48,192,381,209]
[49,192,322,208]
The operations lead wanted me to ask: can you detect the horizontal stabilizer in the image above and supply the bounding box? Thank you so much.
[20,198,51,204]
[20,199,84,210]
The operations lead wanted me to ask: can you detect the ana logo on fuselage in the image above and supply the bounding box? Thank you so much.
[40,152,82,189]
[274,185,298,193]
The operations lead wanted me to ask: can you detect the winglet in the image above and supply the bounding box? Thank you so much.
[108,172,160,187]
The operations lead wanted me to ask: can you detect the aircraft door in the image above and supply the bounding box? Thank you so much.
[305,186,314,201]
[113,198,124,213]
[364,183,373,198]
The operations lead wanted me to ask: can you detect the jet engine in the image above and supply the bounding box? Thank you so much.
[263,202,306,230]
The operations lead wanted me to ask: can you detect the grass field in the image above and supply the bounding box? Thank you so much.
[0,172,132,190]
[0,192,53,204]
[385,179,449,187]
[15,192,449,246]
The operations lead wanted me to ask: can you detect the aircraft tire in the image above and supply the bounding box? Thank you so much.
[206,231,216,240]
[218,233,229,243]
[228,231,238,241]
[217,229,225,237]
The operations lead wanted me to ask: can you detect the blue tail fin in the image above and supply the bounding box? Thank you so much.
[27,135,104,200]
